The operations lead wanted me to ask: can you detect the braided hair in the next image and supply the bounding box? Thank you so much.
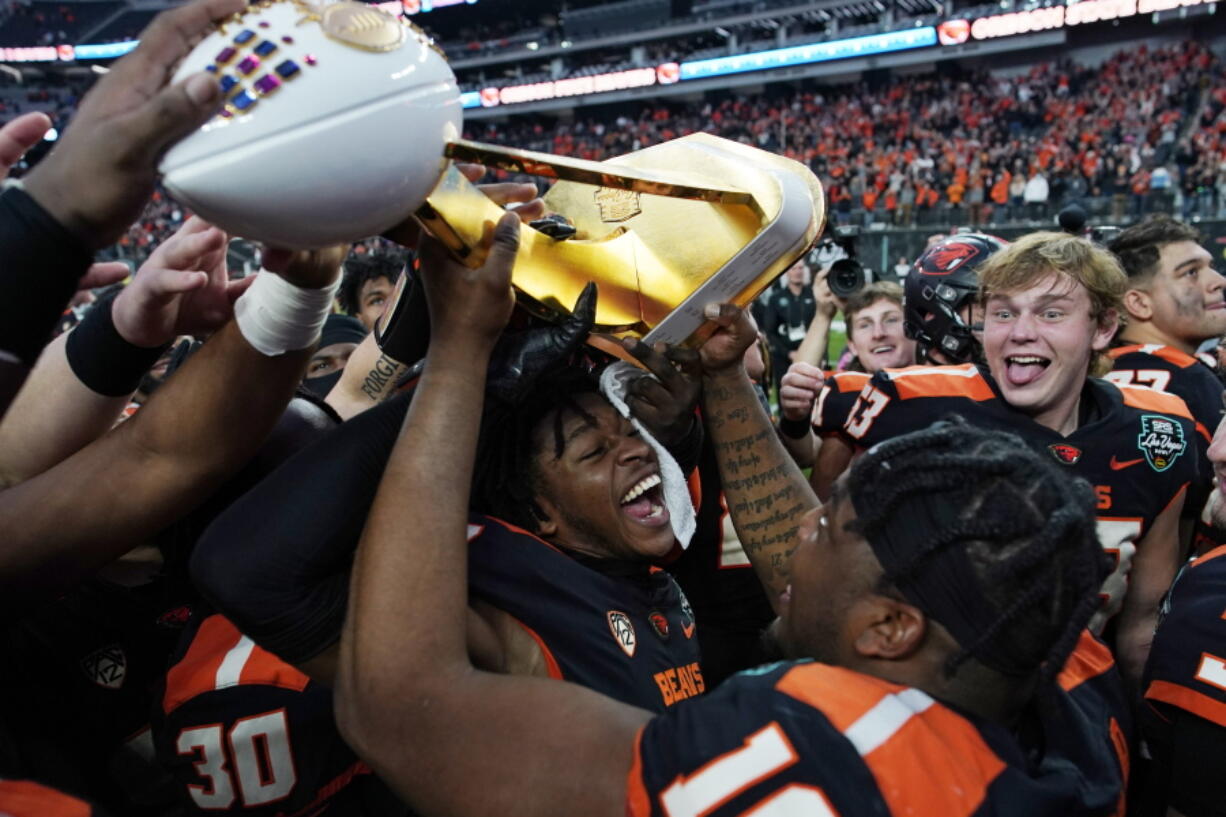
[846,418,1108,682]
[471,366,603,531]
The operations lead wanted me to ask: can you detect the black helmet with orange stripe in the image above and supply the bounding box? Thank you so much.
[904,233,1008,364]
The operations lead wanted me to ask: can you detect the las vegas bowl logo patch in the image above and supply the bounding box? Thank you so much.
[1137,414,1187,472]
[607,611,637,657]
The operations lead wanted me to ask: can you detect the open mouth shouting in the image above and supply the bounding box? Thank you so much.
[1004,354,1050,387]
[620,472,670,527]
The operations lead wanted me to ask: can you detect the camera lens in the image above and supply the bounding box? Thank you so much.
[827,258,865,298]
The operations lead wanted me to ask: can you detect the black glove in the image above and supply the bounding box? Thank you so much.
[486,282,597,405]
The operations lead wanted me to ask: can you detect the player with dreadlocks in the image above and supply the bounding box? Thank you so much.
[332,218,1130,817]
[841,231,1203,689]
[195,258,708,713]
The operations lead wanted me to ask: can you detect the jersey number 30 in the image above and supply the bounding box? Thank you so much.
[176,708,297,809]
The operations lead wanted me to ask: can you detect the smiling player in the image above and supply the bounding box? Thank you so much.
[843,231,1203,686]
[1106,216,1224,438]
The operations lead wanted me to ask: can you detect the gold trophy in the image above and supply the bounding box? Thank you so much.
[417,133,825,352]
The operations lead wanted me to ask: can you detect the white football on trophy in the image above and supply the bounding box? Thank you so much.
[159,0,461,248]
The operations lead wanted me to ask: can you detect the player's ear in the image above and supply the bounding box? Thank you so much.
[1091,307,1119,352]
[1122,288,1152,322]
[851,595,926,661]
[529,498,556,536]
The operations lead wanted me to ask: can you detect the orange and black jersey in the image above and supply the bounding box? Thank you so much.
[843,363,1204,627]
[467,514,704,711]
[809,371,871,437]
[152,613,395,816]
[1107,344,1222,442]
[1140,545,1226,816]
[628,633,1129,817]
[1145,545,1226,729]
[667,436,775,689]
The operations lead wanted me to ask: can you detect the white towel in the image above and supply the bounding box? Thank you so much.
[599,361,697,549]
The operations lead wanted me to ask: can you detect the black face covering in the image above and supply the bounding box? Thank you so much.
[301,369,343,399]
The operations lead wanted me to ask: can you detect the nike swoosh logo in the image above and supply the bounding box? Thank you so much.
[1110,456,1145,471]
[682,622,695,639]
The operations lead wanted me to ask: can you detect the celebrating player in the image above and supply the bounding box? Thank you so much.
[330,216,1128,817]
[842,231,1203,686]
[1106,215,1225,437]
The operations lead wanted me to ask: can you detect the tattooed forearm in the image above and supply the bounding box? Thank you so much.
[359,354,408,402]
[701,370,820,611]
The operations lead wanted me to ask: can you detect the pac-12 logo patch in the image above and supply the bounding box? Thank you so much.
[607,611,637,657]
[1137,414,1187,472]
[1048,443,1082,466]
[81,644,127,689]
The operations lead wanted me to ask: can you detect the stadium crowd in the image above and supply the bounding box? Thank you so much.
[4,1,1226,816]
[4,39,1225,264]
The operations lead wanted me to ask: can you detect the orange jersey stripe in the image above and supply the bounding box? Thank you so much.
[1058,630,1117,693]
[1114,383,1195,421]
[831,372,871,393]
[887,364,996,402]
[1145,679,1226,729]
[1191,543,1226,568]
[0,781,92,817]
[777,664,1004,817]
[1109,344,1198,368]
[163,615,309,715]
[626,728,650,817]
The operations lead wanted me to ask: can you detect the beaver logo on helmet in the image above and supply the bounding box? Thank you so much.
[917,241,984,275]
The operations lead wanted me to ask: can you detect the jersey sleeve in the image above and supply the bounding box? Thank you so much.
[840,370,907,448]
[1145,548,1226,729]
[811,372,870,437]
[628,663,883,817]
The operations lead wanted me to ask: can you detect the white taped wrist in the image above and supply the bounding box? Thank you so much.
[235,271,341,357]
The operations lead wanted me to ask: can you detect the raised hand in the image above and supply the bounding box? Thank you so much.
[417,211,519,350]
[111,216,251,347]
[21,0,245,248]
[621,338,702,446]
[778,362,824,423]
[698,303,760,376]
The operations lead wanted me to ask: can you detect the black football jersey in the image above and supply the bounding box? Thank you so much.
[810,371,871,437]
[667,436,776,689]
[842,363,1204,628]
[1144,545,1226,728]
[628,632,1129,817]
[1107,344,1222,441]
[152,613,392,816]
[0,577,193,808]
[467,514,703,710]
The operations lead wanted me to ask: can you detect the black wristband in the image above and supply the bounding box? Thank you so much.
[0,186,94,366]
[66,291,170,397]
[374,269,430,365]
[778,416,812,439]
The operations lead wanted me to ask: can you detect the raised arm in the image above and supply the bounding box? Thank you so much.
[334,216,646,817]
[0,0,243,414]
[0,217,249,485]
[0,248,343,604]
[687,304,820,614]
